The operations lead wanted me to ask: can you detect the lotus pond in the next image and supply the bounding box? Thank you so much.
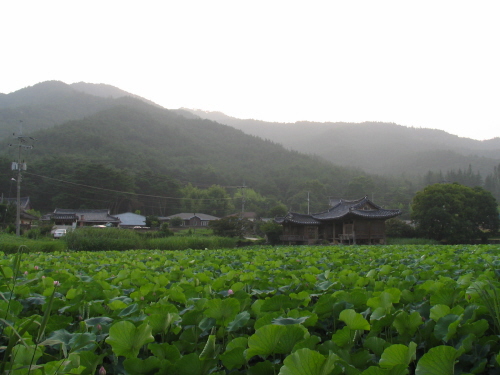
[2,245,500,374]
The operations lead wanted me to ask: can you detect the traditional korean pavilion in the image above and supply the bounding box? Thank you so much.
[275,196,402,245]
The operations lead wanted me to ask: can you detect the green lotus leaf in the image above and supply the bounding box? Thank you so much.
[339,309,370,331]
[433,314,460,342]
[69,332,97,353]
[429,305,450,321]
[261,294,296,312]
[147,312,179,335]
[457,319,488,337]
[148,342,181,361]
[118,303,139,317]
[173,353,216,375]
[198,317,217,332]
[105,321,154,358]
[77,350,104,375]
[371,307,388,321]
[226,337,248,351]
[11,344,44,366]
[392,311,423,337]
[379,342,417,369]
[204,298,240,326]
[221,346,246,370]
[415,345,458,375]
[367,292,394,310]
[364,337,389,357]
[42,356,86,374]
[85,317,113,327]
[123,357,161,374]
[108,300,128,310]
[227,311,251,332]
[332,326,354,348]
[278,348,337,375]
[292,335,322,352]
[199,334,217,360]
[246,324,308,360]
[430,288,457,307]
[272,316,309,325]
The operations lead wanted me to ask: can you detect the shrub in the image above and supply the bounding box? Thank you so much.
[64,227,144,251]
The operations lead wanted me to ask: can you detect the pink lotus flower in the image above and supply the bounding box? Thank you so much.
[53,280,60,287]
[227,289,234,295]
[34,266,39,270]
[24,271,28,275]
[99,366,106,375]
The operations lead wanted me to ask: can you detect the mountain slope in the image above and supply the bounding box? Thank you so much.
[185,109,500,177]
[0,81,157,139]
[3,97,381,214]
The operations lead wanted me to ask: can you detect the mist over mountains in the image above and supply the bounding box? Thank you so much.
[1,81,499,215]
[184,109,500,177]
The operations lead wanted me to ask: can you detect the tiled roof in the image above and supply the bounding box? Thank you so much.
[275,212,322,225]
[52,209,120,223]
[160,213,220,221]
[313,197,401,220]
[2,197,30,209]
[275,197,401,224]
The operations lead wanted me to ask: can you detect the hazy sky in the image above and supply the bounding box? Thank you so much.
[2,1,499,140]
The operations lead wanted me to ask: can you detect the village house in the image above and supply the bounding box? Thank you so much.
[159,213,220,227]
[275,196,401,245]
[42,208,120,228]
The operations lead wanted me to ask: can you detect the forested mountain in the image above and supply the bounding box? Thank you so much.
[2,81,500,218]
[0,81,154,140]
[185,110,500,177]
[1,94,406,216]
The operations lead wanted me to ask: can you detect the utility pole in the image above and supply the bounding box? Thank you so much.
[9,123,35,236]
[238,184,246,218]
[307,191,310,215]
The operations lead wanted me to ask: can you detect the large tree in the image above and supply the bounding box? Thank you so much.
[412,183,499,243]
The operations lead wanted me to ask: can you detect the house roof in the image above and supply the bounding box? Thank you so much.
[50,209,120,223]
[313,197,401,221]
[275,212,322,225]
[1,197,30,209]
[115,212,146,226]
[276,197,401,225]
[160,213,220,221]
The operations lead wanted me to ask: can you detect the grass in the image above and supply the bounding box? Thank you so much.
[0,233,67,254]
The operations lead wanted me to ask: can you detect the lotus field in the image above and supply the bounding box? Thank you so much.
[2,245,500,374]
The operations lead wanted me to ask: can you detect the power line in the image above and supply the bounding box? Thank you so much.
[24,172,237,202]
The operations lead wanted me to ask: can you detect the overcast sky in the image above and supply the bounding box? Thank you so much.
[2,1,499,140]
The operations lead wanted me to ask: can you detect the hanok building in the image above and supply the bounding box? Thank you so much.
[275,197,402,245]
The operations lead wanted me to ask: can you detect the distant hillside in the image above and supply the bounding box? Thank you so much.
[2,96,389,214]
[70,82,162,108]
[0,81,158,139]
[185,109,500,177]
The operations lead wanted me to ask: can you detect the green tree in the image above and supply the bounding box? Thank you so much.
[170,216,183,227]
[209,217,249,238]
[411,183,499,243]
[259,221,283,245]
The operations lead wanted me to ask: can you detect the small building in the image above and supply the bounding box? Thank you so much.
[115,212,147,228]
[1,196,32,211]
[275,196,401,245]
[159,213,220,227]
[42,208,120,227]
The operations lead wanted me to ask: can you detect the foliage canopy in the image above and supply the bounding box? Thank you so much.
[411,183,499,243]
